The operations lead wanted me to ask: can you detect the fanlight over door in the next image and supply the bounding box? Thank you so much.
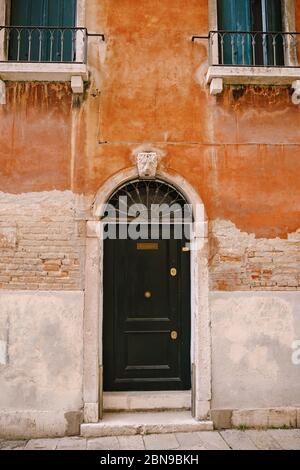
[102,179,193,223]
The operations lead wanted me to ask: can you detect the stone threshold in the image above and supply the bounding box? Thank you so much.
[81,411,213,438]
[103,391,191,412]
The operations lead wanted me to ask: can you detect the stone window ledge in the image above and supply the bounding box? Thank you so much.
[206,65,300,95]
[0,62,88,82]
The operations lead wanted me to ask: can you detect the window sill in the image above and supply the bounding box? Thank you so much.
[0,62,88,82]
[206,65,300,87]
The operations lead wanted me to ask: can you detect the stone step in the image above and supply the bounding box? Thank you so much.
[103,391,191,412]
[81,411,213,438]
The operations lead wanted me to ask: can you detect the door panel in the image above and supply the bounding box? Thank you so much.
[103,226,191,391]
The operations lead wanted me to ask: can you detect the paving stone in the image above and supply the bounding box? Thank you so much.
[143,433,180,450]
[2,430,300,451]
[269,430,300,450]
[175,432,206,450]
[0,440,27,450]
[178,446,207,450]
[56,437,87,450]
[87,436,120,450]
[118,435,145,450]
[244,431,282,450]
[25,439,59,451]
[198,432,230,450]
[220,430,258,450]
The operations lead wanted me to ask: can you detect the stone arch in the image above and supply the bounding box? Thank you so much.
[83,167,211,422]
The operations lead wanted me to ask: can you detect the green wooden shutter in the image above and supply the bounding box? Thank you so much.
[265,0,284,65]
[9,0,43,61]
[217,0,252,64]
[265,0,282,31]
[47,0,77,61]
[9,0,76,62]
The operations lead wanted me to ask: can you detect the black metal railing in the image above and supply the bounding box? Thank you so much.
[208,31,300,67]
[0,26,87,63]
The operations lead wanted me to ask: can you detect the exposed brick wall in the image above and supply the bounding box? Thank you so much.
[0,191,85,290]
[210,220,300,291]
[1,193,299,292]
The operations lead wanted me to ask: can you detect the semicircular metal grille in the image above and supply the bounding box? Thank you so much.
[103,179,192,222]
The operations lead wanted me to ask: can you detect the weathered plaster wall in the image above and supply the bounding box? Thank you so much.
[78,0,300,239]
[211,291,300,409]
[0,1,299,239]
[0,83,72,192]
[0,291,84,438]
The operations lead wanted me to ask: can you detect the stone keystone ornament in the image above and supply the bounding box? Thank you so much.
[136,152,158,179]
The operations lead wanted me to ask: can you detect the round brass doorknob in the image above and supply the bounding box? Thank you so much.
[170,267,177,277]
[144,291,152,299]
[171,330,178,340]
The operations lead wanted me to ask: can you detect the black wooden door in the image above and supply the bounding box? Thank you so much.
[103,225,191,391]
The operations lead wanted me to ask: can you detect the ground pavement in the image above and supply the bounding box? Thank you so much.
[1,429,300,450]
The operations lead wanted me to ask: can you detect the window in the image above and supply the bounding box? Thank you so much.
[9,0,77,62]
[0,0,88,91]
[217,0,284,65]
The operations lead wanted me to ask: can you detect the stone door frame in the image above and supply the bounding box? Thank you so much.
[83,168,211,423]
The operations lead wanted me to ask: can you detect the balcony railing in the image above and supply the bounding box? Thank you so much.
[0,26,87,63]
[208,31,300,67]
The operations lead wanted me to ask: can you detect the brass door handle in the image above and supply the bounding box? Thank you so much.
[170,330,178,340]
[170,268,177,277]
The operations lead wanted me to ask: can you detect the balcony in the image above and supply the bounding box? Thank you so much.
[0,26,88,82]
[202,31,300,96]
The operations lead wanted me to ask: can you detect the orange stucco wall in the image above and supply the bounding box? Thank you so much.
[0,0,300,238]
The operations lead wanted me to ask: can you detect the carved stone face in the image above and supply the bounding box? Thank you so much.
[137,152,158,178]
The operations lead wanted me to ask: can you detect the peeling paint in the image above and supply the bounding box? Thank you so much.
[210,219,300,290]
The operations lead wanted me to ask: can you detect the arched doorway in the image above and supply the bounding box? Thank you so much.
[102,179,192,392]
[83,169,211,422]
